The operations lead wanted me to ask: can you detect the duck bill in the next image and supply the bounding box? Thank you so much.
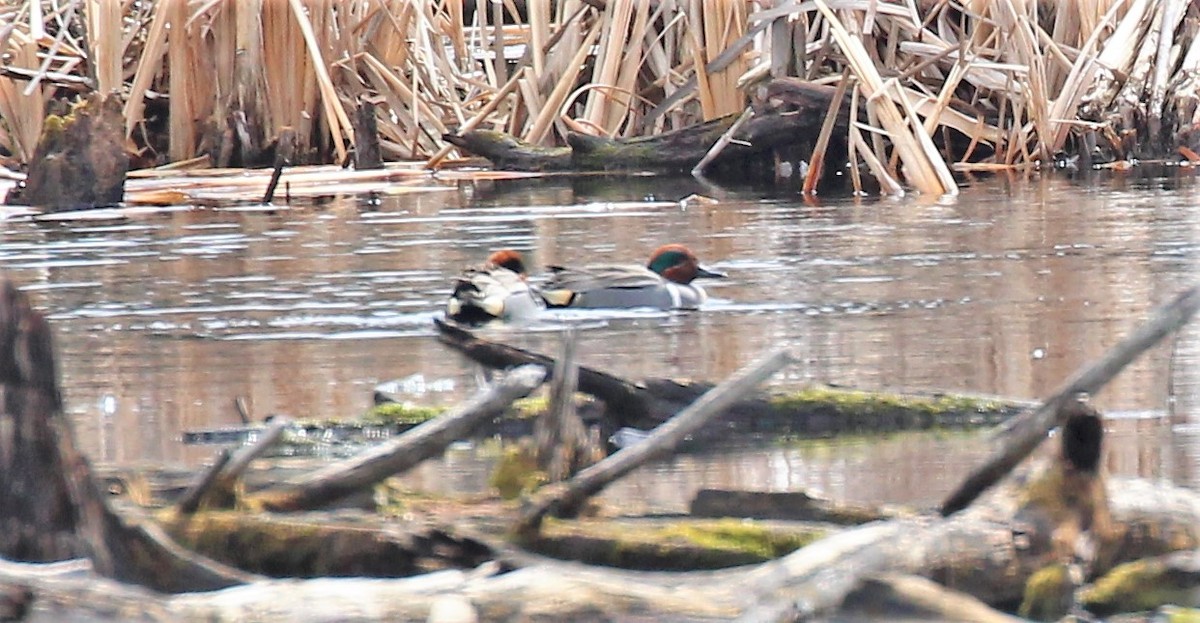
[695,265,726,279]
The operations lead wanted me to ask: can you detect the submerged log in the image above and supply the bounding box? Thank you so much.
[250,364,546,512]
[689,489,894,525]
[3,93,128,212]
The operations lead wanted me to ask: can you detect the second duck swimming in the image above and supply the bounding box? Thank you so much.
[539,244,725,310]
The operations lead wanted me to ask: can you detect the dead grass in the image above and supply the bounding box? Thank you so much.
[0,1,1195,195]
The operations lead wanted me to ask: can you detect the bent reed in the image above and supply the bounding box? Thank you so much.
[0,0,1196,194]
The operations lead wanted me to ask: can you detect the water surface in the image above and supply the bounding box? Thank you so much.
[1,169,1197,510]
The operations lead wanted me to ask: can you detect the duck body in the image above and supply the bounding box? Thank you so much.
[445,250,542,324]
[539,244,724,311]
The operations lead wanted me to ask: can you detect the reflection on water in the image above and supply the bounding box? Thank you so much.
[1,170,1198,507]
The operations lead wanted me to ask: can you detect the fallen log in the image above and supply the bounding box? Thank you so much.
[3,475,1196,622]
[161,511,495,579]
[250,364,547,512]
[839,573,1026,623]
[444,79,846,176]
[434,318,1023,436]
[689,489,896,525]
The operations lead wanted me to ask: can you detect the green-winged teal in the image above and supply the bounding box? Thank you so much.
[539,244,725,310]
[445,249,543,324]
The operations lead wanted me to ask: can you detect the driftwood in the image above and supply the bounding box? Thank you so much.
[515,350,793,534]
[839,573,1027,623]
[251,364,547,512]
[3,93,128,212]
[942,283,1200,515]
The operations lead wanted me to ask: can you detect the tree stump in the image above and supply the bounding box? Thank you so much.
[4,93,128,212]
[0,279,82,563]
[352,99,383,170]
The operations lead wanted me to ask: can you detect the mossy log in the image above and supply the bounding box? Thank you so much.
[160,511,494,579]
[522,517,827,571]
[434,318,1024,437]
[3,93,128,212]
[443,79,845,175]
[1079,549,1200,616]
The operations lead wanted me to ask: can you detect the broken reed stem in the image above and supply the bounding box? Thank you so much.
[803,68,851,193]
[691,105,754,177]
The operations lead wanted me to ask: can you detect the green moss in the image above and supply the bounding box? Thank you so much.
[662,519,820,559]
[1018,563,1073,621]
[489,445,546,500]
[361,402,446,426]
[769,386,1007,418]
[511,395,550,418]
[1080,558,1197,616]
[763,386,1016,436]
[527,518,824,570]
[1166,607,1200,623]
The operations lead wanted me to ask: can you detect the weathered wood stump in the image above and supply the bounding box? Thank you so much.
[0,275,251,593]
[352,99,384,170]
[0,279,80,563]
[3,93,128,212]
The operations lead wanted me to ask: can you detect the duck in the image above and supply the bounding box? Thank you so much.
[445,249,543,324]
[538,244,725,310]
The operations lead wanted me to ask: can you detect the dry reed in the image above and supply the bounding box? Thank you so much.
[0,0,1197,195]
